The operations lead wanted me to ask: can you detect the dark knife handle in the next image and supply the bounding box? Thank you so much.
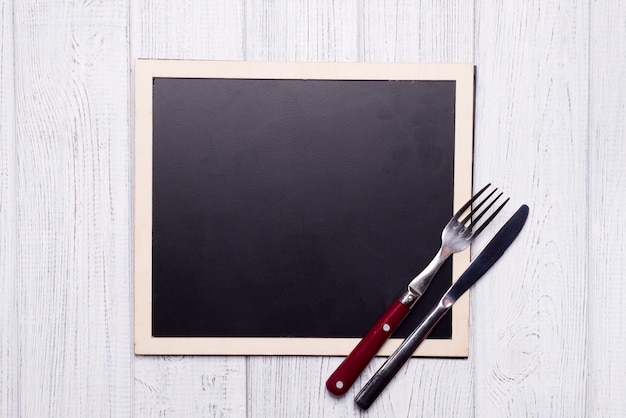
[354,302,449,410]
[326,299,410,396]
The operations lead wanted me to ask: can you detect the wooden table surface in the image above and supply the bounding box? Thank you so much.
[1,0,624,416]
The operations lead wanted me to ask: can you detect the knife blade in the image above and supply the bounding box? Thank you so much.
[354,204,529,410]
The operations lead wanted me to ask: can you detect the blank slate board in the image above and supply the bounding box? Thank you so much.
[134,60,474,356]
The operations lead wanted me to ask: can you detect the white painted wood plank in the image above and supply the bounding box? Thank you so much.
[134,356,246,417]
[131,0,245,61]
[587,1,626,416]
[244,1,361,416]
[13,1,132,416]
[244,2,360,416]
[244,1,475,417]
[358,0,474,63]
[244,0,358,62]
[473,0,588,416]
[131,2,248,417]
[0,1,18,417]
[353,1,475,416]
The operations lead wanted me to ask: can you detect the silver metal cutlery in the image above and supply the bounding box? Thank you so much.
[326,184,509,396]
[354,204,529,409]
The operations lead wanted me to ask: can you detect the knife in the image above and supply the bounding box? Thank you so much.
[354,204,529,410]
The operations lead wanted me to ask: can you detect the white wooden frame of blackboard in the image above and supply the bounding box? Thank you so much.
[134,60,474,356]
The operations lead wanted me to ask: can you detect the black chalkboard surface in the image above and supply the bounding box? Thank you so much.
[134,61,474,356]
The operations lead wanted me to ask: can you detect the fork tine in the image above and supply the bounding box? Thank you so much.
[452,183,491,220]
[471,197,510,237]
[459,188,499,225]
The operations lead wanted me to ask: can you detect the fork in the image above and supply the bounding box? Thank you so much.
[326,183,509,396]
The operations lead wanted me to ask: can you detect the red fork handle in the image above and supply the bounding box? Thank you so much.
[326,300,411,396]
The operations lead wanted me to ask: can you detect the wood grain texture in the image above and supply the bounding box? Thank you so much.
[130,2,248,417]
[358,0,474,62]
[473,0,589,416]
[0,0,18,416]
[243,2,361,416]
[13,1,132,416]
[134,356,246,417]
[131,0,245,60]
[244,1,475,417]
[587,1,626,416]
[244,0,358,62]
[354,1,474,416]
[362,0,476,416]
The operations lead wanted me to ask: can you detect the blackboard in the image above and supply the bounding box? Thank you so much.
[134,61,474,356]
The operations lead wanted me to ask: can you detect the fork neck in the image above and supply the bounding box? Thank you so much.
[401,246,453,308]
